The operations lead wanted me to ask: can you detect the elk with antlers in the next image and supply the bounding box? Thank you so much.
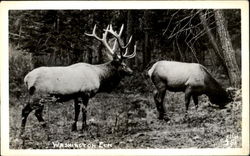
[21,24,136,135]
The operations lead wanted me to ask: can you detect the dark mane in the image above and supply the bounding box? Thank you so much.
[98,63,123,93]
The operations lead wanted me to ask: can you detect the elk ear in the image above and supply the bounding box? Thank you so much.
[106,53,113,61]
[111,55,121,67]
[113,54,121,62]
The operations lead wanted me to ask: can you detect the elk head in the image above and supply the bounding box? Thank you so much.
[85,24,136,76]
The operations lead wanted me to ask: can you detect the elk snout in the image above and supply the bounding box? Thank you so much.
[120,62,133,76]
[125,67,133,76]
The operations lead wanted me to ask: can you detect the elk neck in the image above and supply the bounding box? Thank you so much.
[205,77,230,105]
[95,61,123,93]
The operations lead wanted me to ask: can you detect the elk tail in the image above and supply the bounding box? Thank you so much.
[147,62,158,78]
[24,74,36,95]
[28,86,36,95]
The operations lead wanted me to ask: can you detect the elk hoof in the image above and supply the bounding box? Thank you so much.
[219,105,226,109]
[195,105,198,110]
[41,122,47,128]
[81,125,88,132]
[183,113,190,123]
[19,130,25,138]
[72,124,77,132]
[158,115,170,122]
[19,126,26,137]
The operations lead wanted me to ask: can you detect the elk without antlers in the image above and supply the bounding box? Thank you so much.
[148,61,232,121]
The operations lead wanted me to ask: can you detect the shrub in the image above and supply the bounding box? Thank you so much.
[9,46,32,100]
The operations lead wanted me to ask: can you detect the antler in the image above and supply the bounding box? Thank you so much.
[85,24,136,60]
[106,24,136,59]
[123,44,137,59]
[85,24,117,57]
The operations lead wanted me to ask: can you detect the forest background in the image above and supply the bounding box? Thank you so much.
[8,9,242,149]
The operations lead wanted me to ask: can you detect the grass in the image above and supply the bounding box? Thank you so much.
[9,90,242,149]
[8,47,242,149]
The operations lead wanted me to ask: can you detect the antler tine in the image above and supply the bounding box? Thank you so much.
[122,35,133,57]
[84,25,94,36]
[106,25,120,56]
[106,24,123,44]
[93,24,97,35]
[103,25,110,37]
[112,38,118,52]
[105,24,136,59]
[109,24,114,32]
[85,24,115,56]
[107,24,133,50]
[123,35,133,50]
[123,44,137,59]
[118,24,124,36]
[85,24,102,40]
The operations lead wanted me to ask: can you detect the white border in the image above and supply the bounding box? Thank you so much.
[1,1,249,156]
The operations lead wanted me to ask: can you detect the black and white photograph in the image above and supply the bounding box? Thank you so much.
[1,1,249,155]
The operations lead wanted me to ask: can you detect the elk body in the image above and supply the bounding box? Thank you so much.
[148,60,232,121]
[21,24,136,135]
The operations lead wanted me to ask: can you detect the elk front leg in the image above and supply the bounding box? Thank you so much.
[192,95,198,110]
[72,98,80,131]
[34,103,46,128]
[34,100,50,141]
[184,86,192,114]
[81,96,89,131]
[21,97,44,136]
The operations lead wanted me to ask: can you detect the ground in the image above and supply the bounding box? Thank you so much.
[9,89,241,149]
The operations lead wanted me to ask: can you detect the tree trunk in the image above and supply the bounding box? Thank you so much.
[199,11,228,74]
[143,11,151,68]
[214,10,241,87]
[175,39,184,61]
[126,10,135,68]
[97,45,103,63]
[88,49,93,64]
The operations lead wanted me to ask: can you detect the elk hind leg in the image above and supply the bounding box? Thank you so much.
[72,98,80,131]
